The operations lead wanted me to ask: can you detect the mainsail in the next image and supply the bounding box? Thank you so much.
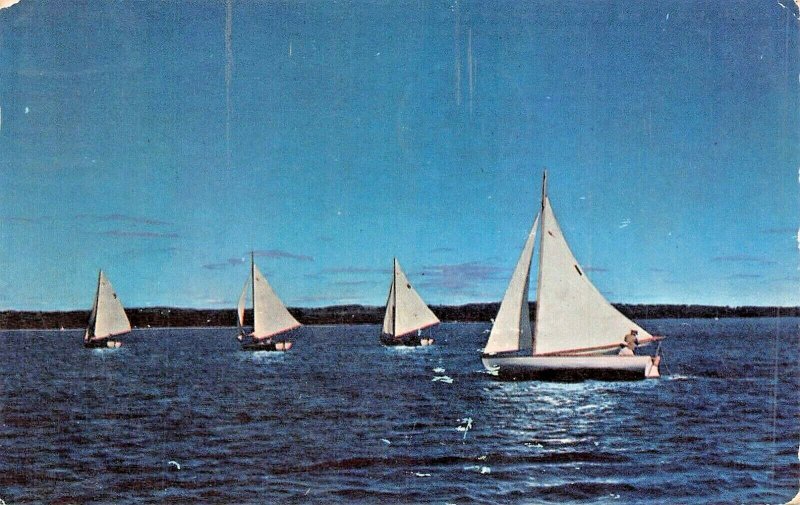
[250,261,301,340]
[533,196,653,355]
[483,214,539,355]
[87,270,131,341]
[383,258,439,337]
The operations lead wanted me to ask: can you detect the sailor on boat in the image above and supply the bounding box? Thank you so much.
[618,330,639,356]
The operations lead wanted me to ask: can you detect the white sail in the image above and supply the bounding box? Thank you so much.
[483,214,539,355]
[251,263,301,340]
[86,282,99,339]
[237,279,248,328]
[386,259,439,337]
[89,270,131,340]
[533,198,652,355]
[381,276,396,335]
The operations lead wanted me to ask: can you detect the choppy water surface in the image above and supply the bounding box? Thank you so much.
[0,318,798,504]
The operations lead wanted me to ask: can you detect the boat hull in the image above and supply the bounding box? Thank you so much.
[380,333,434,347]
[481,354,659,381]
[84,338,122,349]
[241,341,292,352]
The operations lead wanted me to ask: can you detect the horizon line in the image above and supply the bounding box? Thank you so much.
[1,301,799,313]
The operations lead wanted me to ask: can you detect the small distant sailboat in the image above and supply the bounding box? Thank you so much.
[482,172,663,381]
[380,258,440,346]
[237,253,299,351]
[84,270,130,349]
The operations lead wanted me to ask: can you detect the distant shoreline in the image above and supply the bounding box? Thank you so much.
[0,303,797,330]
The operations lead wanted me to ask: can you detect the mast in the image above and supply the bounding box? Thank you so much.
[250,251,255,325]
[392,257,397,338]
[540,170,547,212]
[532,170,547,354]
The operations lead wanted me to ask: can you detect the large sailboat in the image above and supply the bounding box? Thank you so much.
[84,270,131,349]
[482,172,662,380]
[380,258,440,346]
[237,253,299,351]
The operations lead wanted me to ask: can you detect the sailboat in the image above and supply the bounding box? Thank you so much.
[237,253,299,351]
[482,172,663,381]
[84,270,131,349]
[380,258,440,346]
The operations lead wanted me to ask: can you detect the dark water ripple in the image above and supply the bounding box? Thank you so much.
[0,318,798,504]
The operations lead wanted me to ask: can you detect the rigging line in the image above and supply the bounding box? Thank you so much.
[655,341,672,377]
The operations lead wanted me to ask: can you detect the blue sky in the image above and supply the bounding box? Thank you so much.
[0,0,798,310]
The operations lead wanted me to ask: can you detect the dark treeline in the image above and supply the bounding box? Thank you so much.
[0,303,798,330]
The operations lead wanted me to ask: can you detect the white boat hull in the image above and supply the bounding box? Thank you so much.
[482,354,660,381]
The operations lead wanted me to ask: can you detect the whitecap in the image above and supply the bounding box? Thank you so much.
[536,395,565,407]
[546,437,587,444]
[242,350,287,363]
[463,465,492,474]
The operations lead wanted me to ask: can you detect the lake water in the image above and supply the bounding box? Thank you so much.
[0,318,798,504]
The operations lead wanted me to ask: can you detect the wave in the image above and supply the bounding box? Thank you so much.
[269,451,630,476]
